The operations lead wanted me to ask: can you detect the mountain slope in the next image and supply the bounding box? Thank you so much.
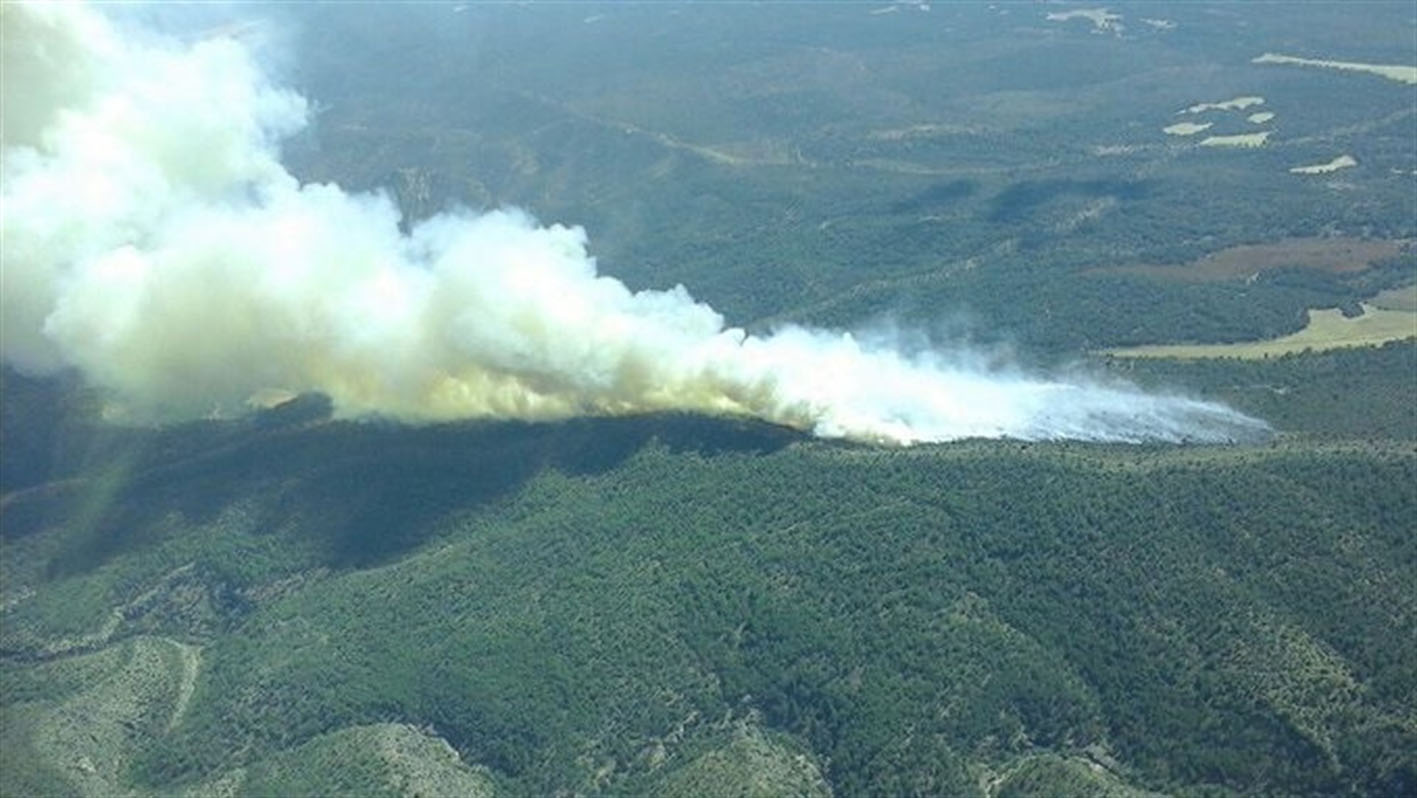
[3,396,1413,796]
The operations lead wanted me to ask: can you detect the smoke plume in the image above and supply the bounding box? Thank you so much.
[1,2,1267,444]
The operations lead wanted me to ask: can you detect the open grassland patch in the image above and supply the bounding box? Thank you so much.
[1181,96,1265,114]
[1162,121,1212,136]
[1102,304,1416,359]
[1045,8,1123,35]
[1254,53,1417,85]
[1369,283,1417,311]
[1090,237,1409,282]
[1200,131,1271,148]
[1291,155,1358,175]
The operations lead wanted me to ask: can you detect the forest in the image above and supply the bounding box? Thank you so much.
[2,341,1414,795]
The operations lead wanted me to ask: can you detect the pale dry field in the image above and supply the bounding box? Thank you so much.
[1181,96,1264,114]
[1103,304,1416,359]
[1163,121,1212,136]
[1200,131,1271,148]
[1045,8,1123,34]
[1291,155,1358,174]
[1253,53,1417,85]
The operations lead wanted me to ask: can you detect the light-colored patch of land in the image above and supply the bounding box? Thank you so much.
[167,643,202,731]
[27,637,193,797]
[1163,121,1212,136]
[29,608,124,660]
[1094,143,1156,156]
[980,753,1165,797]
[1254,52,1417,85]
[653,725,831,797]
[1248,111,1276,124]
[1102,304,1417,359]
[867,122,986,140]
[1090,237,1409,282]
[1045,8,1123,34]
[231,723,496,797]
[1200,131,1271,148]
[1369,283,1417,311]
[712,139,809,165]
[372,724,496,797]
[1290,154,1358,174]
[1182,96,1264,114]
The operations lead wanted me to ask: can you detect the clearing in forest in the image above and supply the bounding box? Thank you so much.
[1180,96,1265,114]
[1290,155,1358,174]
[1200,131,1271,148]
[1045,8,1124,34]
[1163,121,1212,136]
[1101,304,1416,359]
[1253,53,1417,85]
[1369,283,1417,311]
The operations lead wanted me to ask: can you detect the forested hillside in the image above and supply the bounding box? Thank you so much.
[2,352,1414,796]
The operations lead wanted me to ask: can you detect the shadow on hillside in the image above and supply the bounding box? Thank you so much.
[17,405,802,577]
[986,178,1152,224]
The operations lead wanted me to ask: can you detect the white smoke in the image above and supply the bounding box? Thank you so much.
[1,2,1267,444]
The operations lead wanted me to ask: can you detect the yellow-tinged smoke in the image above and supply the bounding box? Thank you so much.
[1,2,1267,444]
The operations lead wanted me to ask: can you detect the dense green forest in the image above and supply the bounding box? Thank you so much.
[2,342,1415,795]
